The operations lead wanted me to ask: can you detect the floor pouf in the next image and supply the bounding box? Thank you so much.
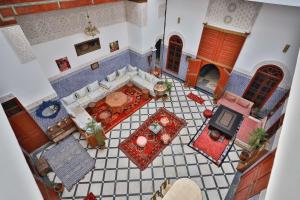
[203,109,213,118]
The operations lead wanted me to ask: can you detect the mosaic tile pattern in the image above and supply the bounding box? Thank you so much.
[129,50,151,72]
[37,74,241,200]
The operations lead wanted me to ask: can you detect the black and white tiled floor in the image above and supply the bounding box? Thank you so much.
[44,74,241,200]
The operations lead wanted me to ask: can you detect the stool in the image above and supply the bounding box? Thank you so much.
[35,157,51,176]
[136,136,147,150]
[142,89,150,100]
[98,111,112,126]
[203,109,213,118]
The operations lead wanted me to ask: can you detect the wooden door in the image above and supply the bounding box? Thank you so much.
[185,59,202,87]
[2,98,49,153]
[166,35,183,73]
[235,151,276,200]
[243,65,283,108]
[215,67,230,98]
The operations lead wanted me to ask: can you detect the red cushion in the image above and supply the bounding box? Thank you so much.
[203,109,213,118]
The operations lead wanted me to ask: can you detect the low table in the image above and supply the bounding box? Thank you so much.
[105,92,128,114]
[209,105,243,139]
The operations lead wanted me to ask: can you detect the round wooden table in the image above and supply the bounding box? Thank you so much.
[105,92,128,114]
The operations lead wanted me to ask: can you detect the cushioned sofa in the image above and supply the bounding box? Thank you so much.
[61,64,160,118]
[217,91,254,116]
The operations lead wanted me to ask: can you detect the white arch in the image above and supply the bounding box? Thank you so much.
[251,60,292,89]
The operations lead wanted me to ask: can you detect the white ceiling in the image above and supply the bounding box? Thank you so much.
[247,0,300,7]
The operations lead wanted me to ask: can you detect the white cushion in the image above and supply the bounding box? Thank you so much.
[87,81,100,92]
[62,94,76,105]
[75,87,88,98]
[145,73,154,82]
[117,67,127,77]
[138,69,146,79]
[99,80,111,89]
[107,71,117,82]
[128,65,137,72]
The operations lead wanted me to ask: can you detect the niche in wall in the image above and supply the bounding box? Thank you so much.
[74,38,101,56]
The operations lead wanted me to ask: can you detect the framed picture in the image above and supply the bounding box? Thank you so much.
[91,62,99,70]
[55,57,71,72]
[109,40,119,52]
[74,38,101,56]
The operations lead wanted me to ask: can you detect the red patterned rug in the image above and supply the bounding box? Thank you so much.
[119,108,187,170]
[87,84,152,134]
[192,124,231,165]
[187,92,205,104]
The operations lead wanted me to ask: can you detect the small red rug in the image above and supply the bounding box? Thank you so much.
[192,125,230,162]
[187,92,205,104]
[87,84,152,134]
[119,108,187,170]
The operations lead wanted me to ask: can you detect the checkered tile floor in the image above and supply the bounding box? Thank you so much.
[43,74,241,200]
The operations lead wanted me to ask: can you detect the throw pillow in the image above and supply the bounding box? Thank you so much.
[99,80,111,89]
[107,72,117,82]
[117,67,127,77]
[237,99,250,108]
[145,73,153,82]
[62,94,76,105]
[87,81,100,92]
[128,65,137,72]
[75,87,88,98]
[225,93,236,102]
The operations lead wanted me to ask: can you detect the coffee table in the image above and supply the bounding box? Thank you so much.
[209,105,243,139]
[105,92,128,114]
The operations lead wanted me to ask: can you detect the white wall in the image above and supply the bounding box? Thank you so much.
[0,27,56,108]
[164,0,210,55]
[248,0,300,7]
[0,105,43,200]
[265,50,300,200]
[234,4,300,88]
[33,22,129,79]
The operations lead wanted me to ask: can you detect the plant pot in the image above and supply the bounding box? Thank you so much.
[94,131,106,149]
[239,151,250,161]
[86,134,98,148]
[53,183,64,193]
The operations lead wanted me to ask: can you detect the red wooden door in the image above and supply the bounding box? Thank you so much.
[185,59,202,87]
[166,35,183,73]
[215,67,230,98]
[235,151,276,200]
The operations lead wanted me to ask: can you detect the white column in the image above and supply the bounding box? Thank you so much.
[0,106,43,200]
[265,50,300,200]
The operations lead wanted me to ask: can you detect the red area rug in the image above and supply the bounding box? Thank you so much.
[192,125,230,163]
[187,92,205,104]
[87,84,152,134]
[119,108,187,170]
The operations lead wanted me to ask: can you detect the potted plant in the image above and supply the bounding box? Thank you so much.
[85,118,106,149]
[248,128,266,150]
[164,80,173,96]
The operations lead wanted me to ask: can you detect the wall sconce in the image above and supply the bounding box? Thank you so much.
[186,55,192,62]
[283,44,290,53]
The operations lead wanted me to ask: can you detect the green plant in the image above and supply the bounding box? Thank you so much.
[164,80,173,95]
[248,128,266,150]
[85,118,105,147]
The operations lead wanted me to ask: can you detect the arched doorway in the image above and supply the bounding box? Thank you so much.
[155,39,162,64]
[197,64,220,93]
[166,35,183,73]
[243,65,284,108]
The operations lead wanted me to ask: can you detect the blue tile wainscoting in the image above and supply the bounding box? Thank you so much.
[29,49,152,131]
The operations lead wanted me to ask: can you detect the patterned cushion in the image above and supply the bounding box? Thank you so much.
[62,94,76,105]
[117,67,127,77]
[75,87,88,98]
[107,72,117,82]
[87,81,100,92]
[128,65,137,72]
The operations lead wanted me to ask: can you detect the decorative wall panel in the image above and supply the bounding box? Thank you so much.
[206,0,262,32]
[16,2,126,45]
[125,1,147,27]
[2,25,36,63]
